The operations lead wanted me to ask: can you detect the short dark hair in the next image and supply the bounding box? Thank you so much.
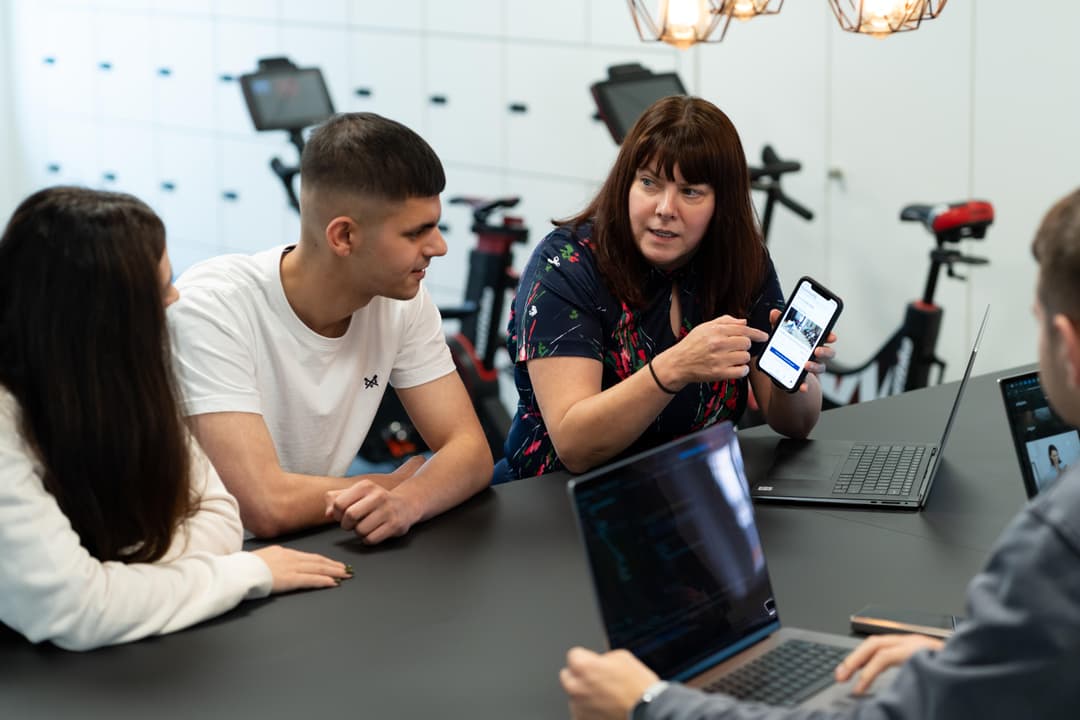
[1032,188,1080,320]
[563,95,767,320]
[0,186,193,563]
[300,112,446,202]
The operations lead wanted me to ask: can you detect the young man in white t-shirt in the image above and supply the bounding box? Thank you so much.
[169,113,492,541]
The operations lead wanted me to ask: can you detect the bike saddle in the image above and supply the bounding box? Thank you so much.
[900,200,994,242]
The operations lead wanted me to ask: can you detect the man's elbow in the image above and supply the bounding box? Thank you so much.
[466,437,495,491]
[238,503,292,539]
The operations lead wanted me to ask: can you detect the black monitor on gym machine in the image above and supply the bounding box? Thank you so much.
[590,63,686,144]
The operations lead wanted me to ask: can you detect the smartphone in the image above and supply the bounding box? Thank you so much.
[756,276,843,392]
[850,604,961,639]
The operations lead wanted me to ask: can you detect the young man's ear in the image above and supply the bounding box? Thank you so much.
[1052,313,1080,390]
[325,216,359,257]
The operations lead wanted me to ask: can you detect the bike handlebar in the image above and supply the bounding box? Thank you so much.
[750,144,802,181]
[775,191,815,221]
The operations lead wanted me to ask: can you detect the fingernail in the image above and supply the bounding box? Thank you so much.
[334,578,342,586]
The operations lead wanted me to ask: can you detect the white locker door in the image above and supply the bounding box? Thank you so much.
[505,0,587,43]
[98,124,156,197]
[41,6,97,116]
[42,115,99,188]
[218,136,296,255]
[424,37,504,169]
[426,0,502,36]
[154,130,220,263]
[344,30,425,131]
[93,12,154,124]
[213,0,279,21]
[153,0,213,13]
[349,0,424,30]
[152,15,217,132]
[281,0,349,25]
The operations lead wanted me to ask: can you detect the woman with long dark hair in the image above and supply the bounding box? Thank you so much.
[0,187,349,650]
[498,96,834,481]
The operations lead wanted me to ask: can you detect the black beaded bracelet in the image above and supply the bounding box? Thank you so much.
[648,359,678,395]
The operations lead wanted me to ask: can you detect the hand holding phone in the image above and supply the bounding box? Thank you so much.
[757,276,843,393]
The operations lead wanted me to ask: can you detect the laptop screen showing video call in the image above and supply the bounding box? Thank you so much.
[1001,371,1080,497]
[573,426,778,680]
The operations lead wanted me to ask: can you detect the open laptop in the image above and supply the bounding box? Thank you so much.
[567,422,894,710]
[751,306,989,509]
[998,369,1079,498]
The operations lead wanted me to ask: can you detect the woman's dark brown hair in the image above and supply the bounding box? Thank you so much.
[564,95,768,319]
[0,186,193,563]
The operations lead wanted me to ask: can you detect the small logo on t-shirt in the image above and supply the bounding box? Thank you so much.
[364,374,379,389]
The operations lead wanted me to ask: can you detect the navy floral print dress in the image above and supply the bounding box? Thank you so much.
[501,223,784,480]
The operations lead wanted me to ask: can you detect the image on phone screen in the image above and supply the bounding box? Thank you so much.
[759,279,840,391]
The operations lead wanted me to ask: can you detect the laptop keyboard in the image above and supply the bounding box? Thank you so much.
[832,444,925,496]
[702,639,850,707]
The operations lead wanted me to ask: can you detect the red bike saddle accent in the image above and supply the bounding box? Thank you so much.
[900,200,994,241]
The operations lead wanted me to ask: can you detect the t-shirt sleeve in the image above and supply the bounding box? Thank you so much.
[168,287,261,417]
[748,255,785,358]
[510,230,605,364]
[388,284,456,389]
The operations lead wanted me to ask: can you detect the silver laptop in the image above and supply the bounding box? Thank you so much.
[751,306,989,510]
[567,422,894,710]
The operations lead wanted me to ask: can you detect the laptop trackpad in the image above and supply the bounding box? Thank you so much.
[769,439,850,482]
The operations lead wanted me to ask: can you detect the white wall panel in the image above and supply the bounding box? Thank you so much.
[153,130,219,254]
[94,12,153,123]
[505,0,586,44]
[98,124,155,195]
[218,136,295,254]
[350,0,424,31]
[213,0,278,21]
[344,30,426,129]
[424,37,504,168]
[280,0,348,26]
[826,3,974,380]
[427,0,503,37]
[152,15,216,131]
[970,1,1080,374]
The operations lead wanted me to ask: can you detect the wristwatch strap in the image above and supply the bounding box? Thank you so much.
[629,680,671,720]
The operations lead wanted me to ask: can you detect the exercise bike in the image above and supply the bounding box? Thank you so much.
[747,145,993,409]
[239,56,526,463]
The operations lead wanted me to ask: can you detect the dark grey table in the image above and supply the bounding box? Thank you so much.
[0,365,1033,719]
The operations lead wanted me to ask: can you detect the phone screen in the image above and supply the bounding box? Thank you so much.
[758,279,839,391]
